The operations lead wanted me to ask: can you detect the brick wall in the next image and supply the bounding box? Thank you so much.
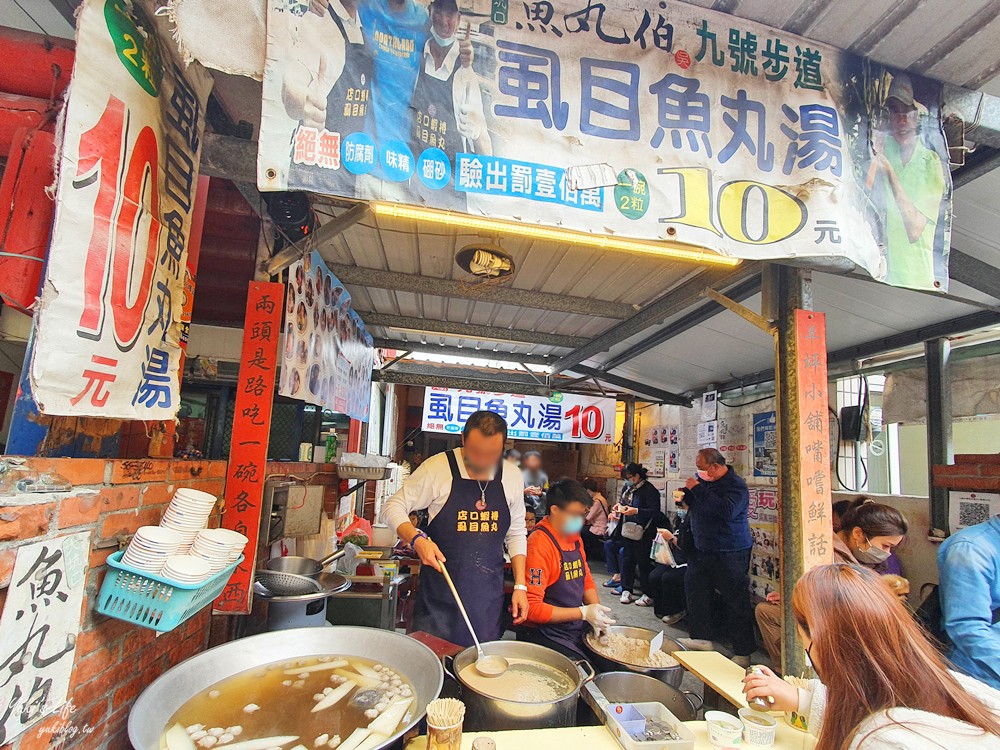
[932,453,1000,492]
[0,457,226,750]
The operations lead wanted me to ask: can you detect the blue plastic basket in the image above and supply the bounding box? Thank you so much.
[96,550,244,633]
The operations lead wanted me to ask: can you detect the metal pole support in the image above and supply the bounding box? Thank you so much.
[925,338,953,537]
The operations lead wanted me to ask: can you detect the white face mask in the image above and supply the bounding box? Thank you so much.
[431,27,456,47]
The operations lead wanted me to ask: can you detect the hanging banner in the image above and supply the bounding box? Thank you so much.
[279,250,375,421]
[31,0,212,418]
[259,0,951,291]
[422,387,616,444]
[215,281,283,615]
[795,310,833,570]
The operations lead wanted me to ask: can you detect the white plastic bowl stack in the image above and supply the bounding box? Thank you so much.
[161,554,213,585]
[212,528,249,563]
[122,526,183,574]
[159,488,218,553]
[191,529,246,573]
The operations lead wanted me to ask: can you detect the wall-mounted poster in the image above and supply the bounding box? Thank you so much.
[718,415,750,477]
[697,420,717,447]
[753,411,778,478]
[748,488,780,600]
[280,250,374,421]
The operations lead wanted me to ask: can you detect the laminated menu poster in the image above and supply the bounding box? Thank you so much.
[753,411,778,478]
[279,250,374,420]
[748,487,780,600]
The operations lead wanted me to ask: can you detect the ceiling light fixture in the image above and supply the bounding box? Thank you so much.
[371,202,742,266]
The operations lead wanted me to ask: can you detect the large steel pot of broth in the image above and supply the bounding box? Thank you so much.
[129,627,444,750]
[583,625,687,687]
[445,640,595,731]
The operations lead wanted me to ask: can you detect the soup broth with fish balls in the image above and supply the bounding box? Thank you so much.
[165,656,415,749]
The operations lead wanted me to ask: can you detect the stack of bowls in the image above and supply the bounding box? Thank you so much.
[122,526,183,574]
[191,529,247,573]
[161,554,213,585]
[159,488,218,553]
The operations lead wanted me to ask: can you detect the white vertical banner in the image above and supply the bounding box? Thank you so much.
[31,0,212,418]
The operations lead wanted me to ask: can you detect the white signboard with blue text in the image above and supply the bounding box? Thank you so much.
[421,388,616,444]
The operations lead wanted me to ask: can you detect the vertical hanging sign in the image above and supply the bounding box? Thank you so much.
[795,310,833,570]
[214,281,283,614]
[31,0,212,418]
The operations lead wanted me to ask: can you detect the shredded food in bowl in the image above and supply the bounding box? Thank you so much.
[587,633,679,668]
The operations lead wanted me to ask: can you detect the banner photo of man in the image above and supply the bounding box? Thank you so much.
[259,0,952,292]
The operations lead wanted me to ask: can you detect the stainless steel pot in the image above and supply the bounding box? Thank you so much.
[583,671,702,722]
[129,627,443,750]
[445,640,595,731]
[583,625,687,687]
[266,548,347,579]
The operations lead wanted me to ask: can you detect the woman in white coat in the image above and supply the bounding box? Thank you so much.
[744,564,1000,750]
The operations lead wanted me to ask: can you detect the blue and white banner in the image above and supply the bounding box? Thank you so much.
[259,0,951,291]
[421,387,616,444]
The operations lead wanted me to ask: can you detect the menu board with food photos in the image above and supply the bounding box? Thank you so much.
[280,251,374,421]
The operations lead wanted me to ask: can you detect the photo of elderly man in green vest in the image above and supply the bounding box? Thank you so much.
[865,73,947,290]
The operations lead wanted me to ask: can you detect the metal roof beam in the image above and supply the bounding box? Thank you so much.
[716,309,1000,392]
[379,362,547,387]
[372,338,554,366]
[565,364,691,406]
[201,133,257,183]
[598,275,763,372]
[328,264,635,319]
[373,369,552,397]
[548,263,760,376]
[360,312,588,348]
[943,84,1000,151]
[950,248,1000,300]
[952,145,1000,188]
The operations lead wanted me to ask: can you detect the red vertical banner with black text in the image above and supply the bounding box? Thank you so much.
[795,309,834,570]
[214,282,283,614]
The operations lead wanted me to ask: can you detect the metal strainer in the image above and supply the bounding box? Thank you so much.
[254,569,324,596]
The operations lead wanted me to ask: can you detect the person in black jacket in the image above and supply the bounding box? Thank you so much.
[615,463,662,604]
[647,495,693,625]
[679,448,755,667]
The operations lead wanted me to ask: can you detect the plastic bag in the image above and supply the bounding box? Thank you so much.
[651,536,676,566]
[298,513,337,561]
[339,514,373,546]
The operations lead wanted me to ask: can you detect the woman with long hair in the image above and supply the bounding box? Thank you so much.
[744,564,1000,749]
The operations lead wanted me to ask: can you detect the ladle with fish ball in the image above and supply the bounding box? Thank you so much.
[438,561,509,677]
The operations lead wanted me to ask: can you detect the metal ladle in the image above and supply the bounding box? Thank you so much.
[438,561,509,677]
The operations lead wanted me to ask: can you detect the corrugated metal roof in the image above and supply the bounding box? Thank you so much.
[6,0,1000,398]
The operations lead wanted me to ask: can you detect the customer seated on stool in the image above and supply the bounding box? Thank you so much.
[521,478,614,660]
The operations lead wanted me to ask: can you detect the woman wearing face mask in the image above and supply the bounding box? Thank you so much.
[743,564,1000,750]
[521,478,615,660]
[615,463,664,605]
[647,497,694,626]
[756,498,909,666]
